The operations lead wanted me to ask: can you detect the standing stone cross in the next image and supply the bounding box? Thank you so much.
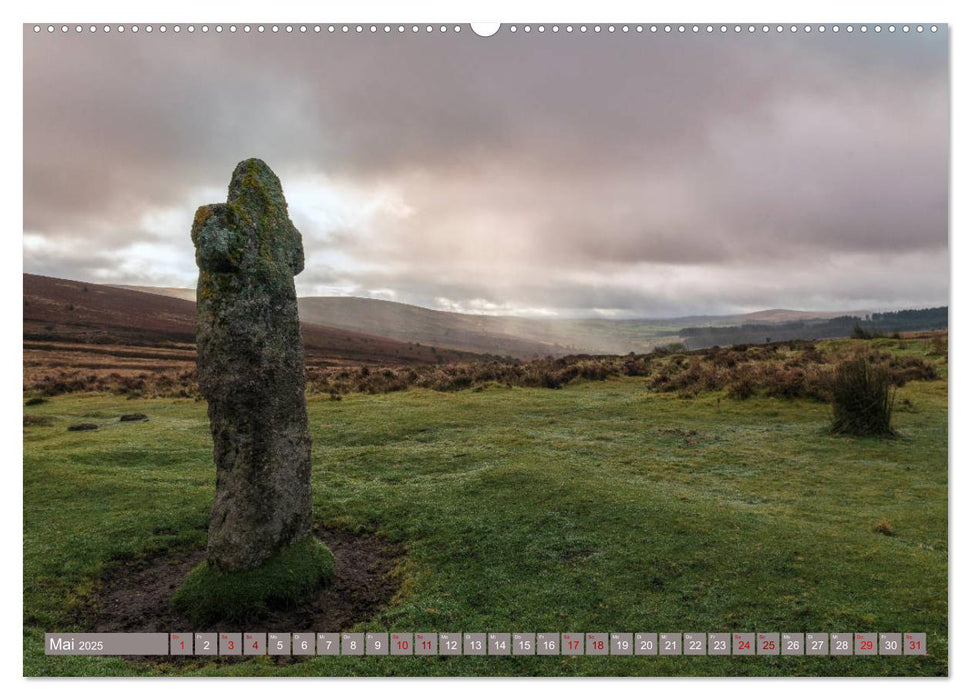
[191,158,312,572]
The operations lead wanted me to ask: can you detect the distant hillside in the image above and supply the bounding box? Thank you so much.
[680,308,948,350]
[107,285,575,356]
[23,274,481,366]
[721,308,872,324]
[26,275,199,345]
[104,283,884,357]
[297,296,582,358]
[293,299,882,356]
[112,284,196,302]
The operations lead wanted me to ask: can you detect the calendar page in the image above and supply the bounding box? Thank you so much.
[22,19,948,679]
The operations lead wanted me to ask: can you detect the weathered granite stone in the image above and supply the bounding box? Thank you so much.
[119,413,148,422]
[191,158,312,572]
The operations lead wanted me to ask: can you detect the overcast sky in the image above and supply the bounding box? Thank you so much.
[23,25,948,318]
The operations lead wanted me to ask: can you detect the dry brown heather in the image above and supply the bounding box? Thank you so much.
[24,332,944,402]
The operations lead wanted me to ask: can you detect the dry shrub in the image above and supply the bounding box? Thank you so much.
[887,355,937,385]
[24,337,941,403]
[872,519,895,536]
[726,376,756,400]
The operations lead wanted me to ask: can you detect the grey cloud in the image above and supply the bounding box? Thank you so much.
[335,246,948,319]
[23,26,948,317]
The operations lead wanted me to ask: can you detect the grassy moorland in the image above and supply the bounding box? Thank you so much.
[23,337,947,676]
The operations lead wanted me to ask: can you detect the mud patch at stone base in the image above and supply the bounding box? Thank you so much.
[78,527,404,637]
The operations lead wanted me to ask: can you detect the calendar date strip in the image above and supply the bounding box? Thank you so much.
[45,631,927,656]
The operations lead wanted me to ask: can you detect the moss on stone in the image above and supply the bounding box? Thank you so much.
[171,537,334,625]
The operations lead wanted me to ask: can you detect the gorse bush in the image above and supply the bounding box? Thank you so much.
[830,357,896,437]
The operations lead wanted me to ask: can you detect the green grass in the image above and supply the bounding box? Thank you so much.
[23,345,948,676]
[172,537,334,625]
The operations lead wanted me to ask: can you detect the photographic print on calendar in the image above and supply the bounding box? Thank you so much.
[23,22,948,677]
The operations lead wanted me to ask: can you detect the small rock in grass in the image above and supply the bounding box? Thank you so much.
[67,423,98,431]
[120,413,149,422]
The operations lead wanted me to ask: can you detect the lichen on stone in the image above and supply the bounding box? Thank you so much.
[190,158,318,573]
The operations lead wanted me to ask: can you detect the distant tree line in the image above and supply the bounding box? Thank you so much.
[679,306,947,350]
